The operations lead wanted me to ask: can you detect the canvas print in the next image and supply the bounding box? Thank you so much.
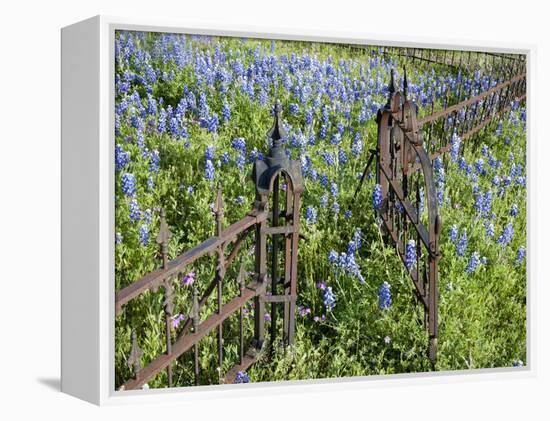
[114,30,527,391]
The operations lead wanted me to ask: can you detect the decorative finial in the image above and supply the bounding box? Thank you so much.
[403,67,408,101]
[386,69,395,107]
[128,330,143,376]
[156,208,171,269]
[190,285,200,331]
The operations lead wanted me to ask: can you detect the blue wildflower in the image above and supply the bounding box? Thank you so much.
[510,203,519,217]
[149,150,160,172]
[328,250,339,264]
[378,282,392,310]
[235,370,249,384]
[456,230,468,257]
[129,198,141,222]
[497,223,514,247]
[221,101,231,123]
[330,182,338,198]
[373,184,383,210]
[516,246,526,265]
[323,286,336,311]
[121,173,137,197]
[315,191,327,208]
[485,222,495,238]
[115,144,130,171]
[205,159,215,181]
[139,224,149,246]
[405,239,416,270]
[449,224,458,243]
[305,206,318,225]
[465,252,480,274]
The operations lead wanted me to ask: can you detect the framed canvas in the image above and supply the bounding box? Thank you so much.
[61,15,532,405]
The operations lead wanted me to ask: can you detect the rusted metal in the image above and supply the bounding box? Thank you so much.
[375,68,441,362]
[118,102,302,390]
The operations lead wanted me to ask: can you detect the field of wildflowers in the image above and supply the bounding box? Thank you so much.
[114,31,526,388]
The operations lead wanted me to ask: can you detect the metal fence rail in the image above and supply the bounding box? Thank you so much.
[117,103,303,390]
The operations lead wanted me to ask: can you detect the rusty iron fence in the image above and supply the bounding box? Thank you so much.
[116,103,303,390]
[359,55,526,362]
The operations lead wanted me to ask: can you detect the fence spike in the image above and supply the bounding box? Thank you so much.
[128,330,143,377]
[190,285,200,330]
[156,208,171,269]
[403,67,408,102]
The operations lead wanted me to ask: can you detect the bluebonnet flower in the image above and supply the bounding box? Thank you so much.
[149,149,160,172]
[207,113,219,133]
[328,250,339,264]
[143,208,153,225]
[235,370,250,383]
[139,224,149,246]
[456,230,468,257]
[449,224,459,243]
[231,137,246,153]
[481,144,489,157]
[221,152,230,164]
[513,360,524,368]
[205,159,215,181]
[115,232,123,245]
[319,124,327,139]
[235,196,245,205]
[305,108,313,126]
[378,281,392,310]
[289,103,299,115]
[450,132,461,162]
[321,152,335,166]
[129,198,141,222]
[332,202,340,215]
[330,132,341,146]
[465,252,480,274]
[373,184,383,210]
[235,154,246,171]
[319,174,329,187]
[405,239,416,270]
[351,132,363,157]
[147,176,154,191]
[492,175,501,187]
[221,100,231,123]
[510,203,519,217]
[157,107,167,133]
[305,206,318,225]
[115,144,130,171]
[488,154,499,169]
[516,246,526,265]
[330,182,338,198]
[205,145,216,161]
[323,286,336,311]
[516,176,526,188]
[485,222,495,238]
[121,173,137,197]
[319,192,328,208]
[338,148,348,165]
[474,158,485,175]
[344,209,352,219]
[497,223,514,247]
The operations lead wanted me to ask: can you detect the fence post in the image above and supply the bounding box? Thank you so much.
[156,209,174,387]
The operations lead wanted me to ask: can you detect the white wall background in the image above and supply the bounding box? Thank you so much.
[0,0,548,418]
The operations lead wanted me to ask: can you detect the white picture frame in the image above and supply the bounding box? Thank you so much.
[61,15,534,406]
